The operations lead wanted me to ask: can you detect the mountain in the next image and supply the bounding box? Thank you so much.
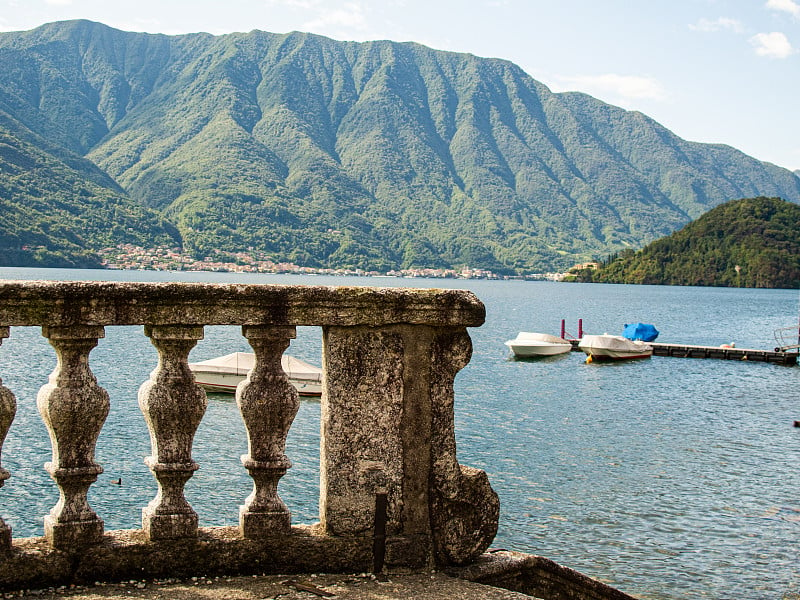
[0,112,180,267]
[589,197,800,288]
[1,20,799,272]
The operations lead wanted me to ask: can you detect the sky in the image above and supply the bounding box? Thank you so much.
[1,0,799,172]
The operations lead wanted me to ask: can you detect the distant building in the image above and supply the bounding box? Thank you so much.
[570,262,600,271]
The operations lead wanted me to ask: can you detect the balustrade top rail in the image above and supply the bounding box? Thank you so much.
[0,281,485,327]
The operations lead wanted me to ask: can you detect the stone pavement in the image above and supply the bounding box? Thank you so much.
[7,572,540,600]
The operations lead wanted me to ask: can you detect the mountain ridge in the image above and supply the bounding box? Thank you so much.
[1,20,799,272]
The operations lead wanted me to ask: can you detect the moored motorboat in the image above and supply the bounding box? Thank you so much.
[188,352,322,396]
[504,332,573,357]
[578,334,653,361]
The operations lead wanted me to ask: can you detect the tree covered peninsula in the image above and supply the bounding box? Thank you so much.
[589,197,800,289]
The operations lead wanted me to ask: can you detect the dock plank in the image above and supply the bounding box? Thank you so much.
[650,342,797,365]
[569,339,796,364]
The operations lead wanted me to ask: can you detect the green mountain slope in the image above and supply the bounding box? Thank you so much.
[591,197,800,288]
[1,20,799,272]
[0,113,180,267]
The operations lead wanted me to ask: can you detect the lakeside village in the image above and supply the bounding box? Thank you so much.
[101,244,593,281]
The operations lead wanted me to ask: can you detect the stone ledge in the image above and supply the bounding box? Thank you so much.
[0,281,485,327]
[0,525,374,591]
[448,550,639,600]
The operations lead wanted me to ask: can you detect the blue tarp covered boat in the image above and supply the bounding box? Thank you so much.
[622,323,659,342]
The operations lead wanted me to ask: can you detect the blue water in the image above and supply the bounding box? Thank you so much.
[1,267,799,599]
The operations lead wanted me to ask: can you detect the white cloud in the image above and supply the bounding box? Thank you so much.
[689,17,744,33]
[261,0,377,39]
[750,31,795,58]
[554,74,667,103]
[44,0,72,5]
[303,2,368,32]
[766,0,800,18]
[266,0,319,8]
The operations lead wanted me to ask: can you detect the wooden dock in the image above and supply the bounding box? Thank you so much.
[567,339,797,365]
[649,342,796,365]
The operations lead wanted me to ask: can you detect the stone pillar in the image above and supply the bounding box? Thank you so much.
[0,328,16,553]
[37,325,110,549]
[320,324,498,569]
[138,325,207,541]
[320,325,422,563]
[236,325,299,538]
[320,326,403,534]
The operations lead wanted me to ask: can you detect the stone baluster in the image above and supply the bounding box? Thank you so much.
[236,325,300,538]
[36,325,110,549]
[138,325,207,541]
[0,327,16,552]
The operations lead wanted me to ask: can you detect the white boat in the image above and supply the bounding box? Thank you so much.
[504,332,573,357]
[578,334,653,361]
[188,352,322,396]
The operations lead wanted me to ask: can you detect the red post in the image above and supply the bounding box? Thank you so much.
[560,319,566,339]
[578,319,583,338]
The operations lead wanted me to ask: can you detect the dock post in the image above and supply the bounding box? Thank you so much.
[578,319,583,339]
[560,320,566,339]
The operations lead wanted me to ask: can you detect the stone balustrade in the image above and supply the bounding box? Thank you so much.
[0,280,498,590]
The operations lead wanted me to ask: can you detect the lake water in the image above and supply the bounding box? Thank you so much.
[0,267,799,600]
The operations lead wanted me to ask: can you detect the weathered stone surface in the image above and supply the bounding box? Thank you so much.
[0,281,500,589]
[450,550,640,600]
[0,281,485,327]
[237,325,299,537]
[138,326,207,541]
[321,324,499,569]
[37,326,109,549]
[0,547,639,599]
[0,526,372,591]
[0,327,15,553]
[430,329,499,565]
[321,326,405,537]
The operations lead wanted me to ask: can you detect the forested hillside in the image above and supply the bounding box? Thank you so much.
[591,197,800,288]
[0,114,180,267]
[1,20,799,272]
